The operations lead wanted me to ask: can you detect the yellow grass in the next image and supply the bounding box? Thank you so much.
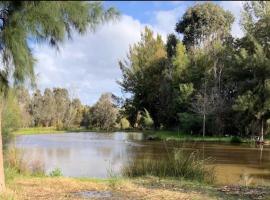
[1,177,215,200]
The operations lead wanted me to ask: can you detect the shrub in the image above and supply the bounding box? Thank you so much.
[122,149,214,183]
[49,168,63,177]
[120,118,130,129]
[230,136,242,143]
[139,109,154,130]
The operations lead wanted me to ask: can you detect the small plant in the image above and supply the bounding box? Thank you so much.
[230,136,242,143]
[107,163,120,189]
[239,171,253,186]
[49,168,63,177]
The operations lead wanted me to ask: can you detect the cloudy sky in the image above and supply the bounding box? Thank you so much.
[33,1,244,105]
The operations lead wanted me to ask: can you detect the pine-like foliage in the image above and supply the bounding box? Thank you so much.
[0,1,119,91]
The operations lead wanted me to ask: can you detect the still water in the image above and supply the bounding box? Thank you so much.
[9,132,270,186]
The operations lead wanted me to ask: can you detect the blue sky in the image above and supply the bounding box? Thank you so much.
[104,1,194,23]
[33,1,244,105]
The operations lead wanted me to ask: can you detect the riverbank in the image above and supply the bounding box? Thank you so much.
[11,127,86,135]
[12,127,270,144]
[2,175,269,200]
[144,130,270,144]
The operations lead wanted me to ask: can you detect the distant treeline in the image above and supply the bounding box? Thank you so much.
[3,87,154,136]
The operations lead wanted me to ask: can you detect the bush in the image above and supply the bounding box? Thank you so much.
[49,168,62,177]
[139,109,154,130]
[230,136,242,143]
[122,149,214,183]
[120,118,130,129]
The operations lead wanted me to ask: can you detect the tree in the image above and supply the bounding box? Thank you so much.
[15,86,32,127]
[119,27,169,128]
[166,33,179,59]
[0,1,118,191]
[42,88,55,127]
[90,93,118,130]
[230,1,270,142]
[30,89,43,126]
[53,88,70,128]
[190,88,216,137]
[175,2,234,49]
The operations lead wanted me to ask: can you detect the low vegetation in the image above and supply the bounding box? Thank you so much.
[144,130,252,143]
[122,149,214,183]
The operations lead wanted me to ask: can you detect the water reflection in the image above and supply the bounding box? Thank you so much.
[9,132,270,185]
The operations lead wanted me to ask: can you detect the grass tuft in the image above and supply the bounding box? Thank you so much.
[122,149,214,183]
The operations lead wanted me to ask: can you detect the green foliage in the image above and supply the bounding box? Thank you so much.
[49,168,63,177]
[178,113,201,133]
[2,91,22,141]
[141,109,154,130]
[87,93,118,130]
[0,2,118,89]
[176,2,234,48]
[230,136,242,143]
[120,118,130,130]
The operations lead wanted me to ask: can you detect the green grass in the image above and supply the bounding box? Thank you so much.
[12,127,65,135]
[144,130,252,143]
[11,127,93,135]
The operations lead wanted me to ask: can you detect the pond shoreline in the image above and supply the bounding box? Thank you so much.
[12,127,270,144]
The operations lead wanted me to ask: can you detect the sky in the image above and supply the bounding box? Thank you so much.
[33,1,244,105]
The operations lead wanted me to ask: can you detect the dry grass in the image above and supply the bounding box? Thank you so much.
[0,177,216,200]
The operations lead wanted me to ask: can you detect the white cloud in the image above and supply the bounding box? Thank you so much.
[33,15,163,105]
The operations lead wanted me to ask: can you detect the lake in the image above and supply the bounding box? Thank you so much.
[9,132,270,186]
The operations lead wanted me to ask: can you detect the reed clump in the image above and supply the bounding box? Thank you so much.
[4,147,45,182]
[122,149,214,183]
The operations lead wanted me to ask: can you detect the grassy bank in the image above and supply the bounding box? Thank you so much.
[2,175,270,200]
[12,127,270,144]
[11,127,93,135]
[143,130,255,143]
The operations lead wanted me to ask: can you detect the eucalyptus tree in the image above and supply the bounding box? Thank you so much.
[175,2,234,50]
[42,88,55,127]
[90,93,118,130]
[0,1,118,191]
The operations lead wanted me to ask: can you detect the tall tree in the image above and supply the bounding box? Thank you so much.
[89,93,118,130]
[175,2,234,49]
[42,88,55,127]
[0,1,118,191]
[119,27,169,128]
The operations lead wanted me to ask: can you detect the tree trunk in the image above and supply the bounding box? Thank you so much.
[203,113,206,138]
[0,101,6,192]
[260,119,264,143]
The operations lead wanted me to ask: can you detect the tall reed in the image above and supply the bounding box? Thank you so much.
[122,149,214,183]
